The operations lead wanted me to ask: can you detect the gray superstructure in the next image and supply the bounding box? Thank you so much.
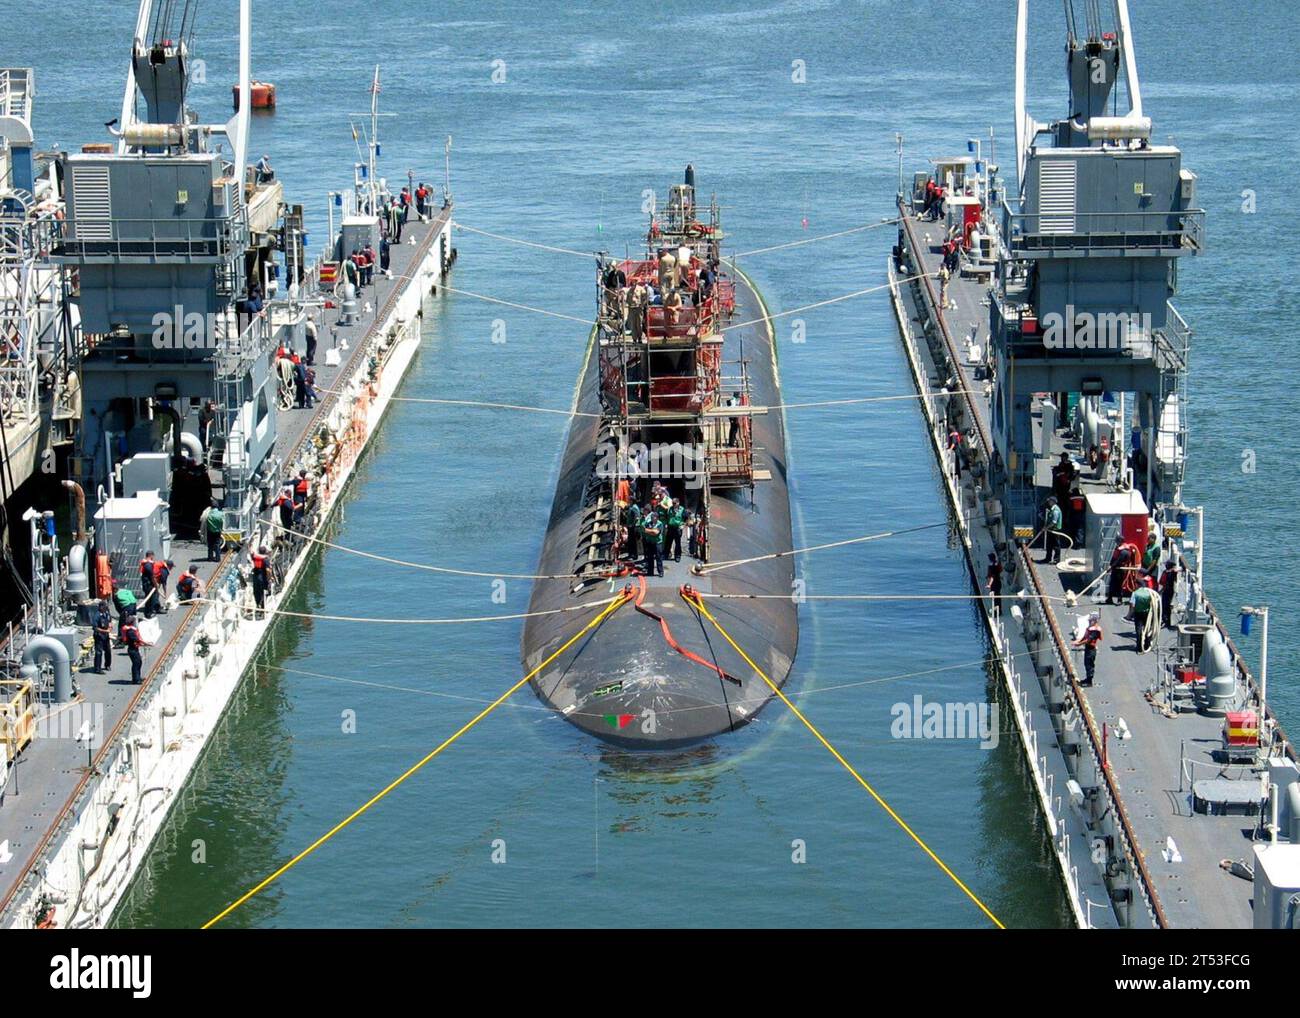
[0,1,457,928]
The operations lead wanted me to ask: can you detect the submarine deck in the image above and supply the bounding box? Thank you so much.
[522,265,799,747]
[0,206,451,917]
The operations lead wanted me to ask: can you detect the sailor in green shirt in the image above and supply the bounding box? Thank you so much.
[641,508,664,578]
[1142,530,1161,572]
[202,501,224,562]
[112,583,138,620]
[1129,584,1158,653]
[663,499,686,562]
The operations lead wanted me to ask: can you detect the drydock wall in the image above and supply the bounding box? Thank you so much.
[1,218,453,929]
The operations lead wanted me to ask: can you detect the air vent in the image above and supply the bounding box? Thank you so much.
[1038,160,1077,234]
[71,165,113,241]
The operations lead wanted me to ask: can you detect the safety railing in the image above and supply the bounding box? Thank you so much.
[889,251,1102,929]
[53,215,236,261]
[1000,199,1205,255]
[1019,547,1166,928]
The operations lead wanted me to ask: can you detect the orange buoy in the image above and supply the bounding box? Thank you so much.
[232,80,277,111]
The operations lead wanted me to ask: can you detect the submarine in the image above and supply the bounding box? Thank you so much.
[522,167,799,747]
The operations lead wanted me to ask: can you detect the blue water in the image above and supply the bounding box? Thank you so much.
[13,0,1296,928]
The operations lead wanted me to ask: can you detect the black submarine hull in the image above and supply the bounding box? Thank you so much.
[521,269,798,748]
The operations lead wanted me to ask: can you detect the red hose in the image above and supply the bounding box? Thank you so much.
[629,576,740,686]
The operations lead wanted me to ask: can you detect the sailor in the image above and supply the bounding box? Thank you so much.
[176,565,203,605]
[380,234,392,272]
[1142,529,1161,573]
[250,546,273,616]
[1072,613,1103,687]
[922,177,936,217]
[664,499,686,562]
[1051,452,1076,506]
[199,399,217,453]
[293,353,308,408]
[294,470,311,525]
[1129,584,1158,653]
[416,182,429,219]
[92,600,113,674]
[254,154,274,184]
[139,550,158,618]
[274,486,296,530]
[363,243,377,286]
[120,615,148,685]
[985,552,1004,617]
[947,425,963,480]
[726,392,741,447]
[931,184,946,221]
[153,558,175,613]
[1159,558,1180,628]
[1042,497,1064,565]
[202,500,224,561]
[112,581,137,620]
[663,286,683,328]
[697,263,715,299]
[305,315,318,365]
[641,508,665,578]
[629,281,649,342]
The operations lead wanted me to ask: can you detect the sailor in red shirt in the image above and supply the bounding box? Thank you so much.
[139,550,158,618]
[250,546,274,616]
[1072,613,1104,687]
[152,558,175,613]
[120,616,150,685]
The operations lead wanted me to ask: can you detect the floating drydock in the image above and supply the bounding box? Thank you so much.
[888,0,1300,928]
[0,4,454,928]
[523,169,797,747]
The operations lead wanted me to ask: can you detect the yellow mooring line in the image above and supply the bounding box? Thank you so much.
[202,591,632,928]
[681,588,1006,929]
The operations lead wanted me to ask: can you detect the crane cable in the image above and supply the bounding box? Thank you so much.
[680,587,1005,929]
[201,589,633,928]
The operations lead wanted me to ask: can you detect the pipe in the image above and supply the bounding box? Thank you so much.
[158,403,183,467]
[65,544,90,600]
[62,479,86,541]
[179,431,203,464]
[1086,115,1152,142]
[21,635,73,704]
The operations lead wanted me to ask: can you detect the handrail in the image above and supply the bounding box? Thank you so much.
[1000,198,1205,251]
[897,205,995,462]
[1019,545,1167,927]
